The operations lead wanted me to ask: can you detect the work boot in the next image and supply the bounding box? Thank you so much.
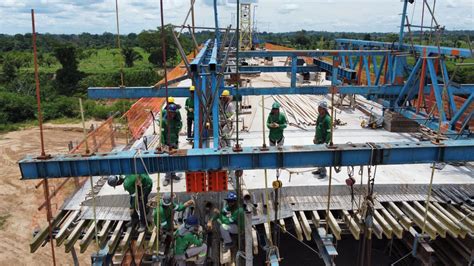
[137,224,147,233]
[163,178,170,186]
[312,169,321,175]
[222,242,233,253]
[171,173,181,181]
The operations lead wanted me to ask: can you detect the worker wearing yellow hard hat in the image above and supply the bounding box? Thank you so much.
[219,89,235,147]
[168,96,175,103]
[221,89,230,97]
[185,85,195,140]
[162,96,181,121]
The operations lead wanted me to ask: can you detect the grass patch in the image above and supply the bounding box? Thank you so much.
[0,213,11,230]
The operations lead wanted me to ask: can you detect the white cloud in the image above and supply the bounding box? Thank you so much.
[0,0,472,34]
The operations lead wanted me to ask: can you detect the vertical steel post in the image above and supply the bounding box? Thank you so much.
[291,55,297,88]
[214,0,220,44]
[193,76,200,148]
[245,211,253,266]
[398,0,409,49]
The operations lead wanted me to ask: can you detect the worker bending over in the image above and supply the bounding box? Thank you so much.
[207,191,244,251]
[174,215,207,266]
[312,101,332,178]
[219,90,235,147]
[154,192,194,232]
[161,103,183,186]
[107,174,152,233]
[266,102,287,146]
[185,85,195,140]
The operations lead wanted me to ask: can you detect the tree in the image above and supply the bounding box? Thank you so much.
[121,47,142,67]
[1,56,18,82]
[53,45,84,95]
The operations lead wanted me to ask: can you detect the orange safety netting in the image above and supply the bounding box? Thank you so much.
[70,116,117,154]
[123,98,166,140]
[423,93,474,131]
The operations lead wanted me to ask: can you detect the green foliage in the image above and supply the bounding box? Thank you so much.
[0,91,36,123]
[83,99,133,120]
[122,47,143,68]
[53,45,84,95]
[1,56,18,82]
[42,96,79,120]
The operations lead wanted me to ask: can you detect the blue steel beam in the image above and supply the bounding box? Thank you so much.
[239,50,391,58]
[190,39,211,72]
[313,58,356,80]
[19,140,474,179]
[88,85,474,99]
[336,39,473,58]
[209,38,218,71]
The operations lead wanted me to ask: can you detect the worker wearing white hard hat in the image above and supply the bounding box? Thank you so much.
[312,100,332,178]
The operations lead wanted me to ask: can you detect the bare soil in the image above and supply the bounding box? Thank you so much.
[0,122,103,265]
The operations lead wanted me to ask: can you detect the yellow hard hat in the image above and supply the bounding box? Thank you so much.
[221,90,230,97]
[168,96,175,103]
[189,85,195,91]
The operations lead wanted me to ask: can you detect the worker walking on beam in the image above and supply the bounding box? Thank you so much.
[267,102,288,147]
[174,215,208,266]
[207,191,244,252]
[161,103,183,186]
[154,192,194,232]
[107,174,152,233]
[312,101,332,179]
[185,85,195,140]
[220,90,235,147]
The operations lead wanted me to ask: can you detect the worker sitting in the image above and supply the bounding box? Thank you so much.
[161,103,183,186]
[174,215,207,266]
[154,192,194,232]
[219,90,235,147]
[312,101,332,178]
[207,191,244,251]
[185,86,195,140]
[266,102,288,147]
[107,174,152,233]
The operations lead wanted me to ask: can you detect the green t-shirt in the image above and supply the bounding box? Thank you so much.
[213,206,245,230]
[174,229,203,255]
[185,97,194,119]
[266,112,288,141]
[153,202,186,230]
[122,174,153,195]
[315,114,331,144]
[161,117,183,145]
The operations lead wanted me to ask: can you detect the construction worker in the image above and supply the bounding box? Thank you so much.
[312,101,332,178]
[162,96,182,120]
[220,90,235,147]
[161,103,183,186]
[107,174,153,233]
[154,192,194,232]
[266,102,287,146]
[185,85,195,139]
[207,191,244,251]
[174,215,207,266]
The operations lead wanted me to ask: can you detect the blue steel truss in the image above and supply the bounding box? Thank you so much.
[19,0,474,180]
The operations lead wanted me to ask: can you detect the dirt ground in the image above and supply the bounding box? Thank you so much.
[0,122,106,265]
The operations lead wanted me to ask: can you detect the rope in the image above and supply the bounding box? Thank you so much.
[115,0,124,87]
[274,223,320,257]
[420,163,436,236]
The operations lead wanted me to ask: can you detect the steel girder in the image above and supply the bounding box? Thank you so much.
[19,140,474,179]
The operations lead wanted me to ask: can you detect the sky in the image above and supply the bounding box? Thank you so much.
[0,0,472,35]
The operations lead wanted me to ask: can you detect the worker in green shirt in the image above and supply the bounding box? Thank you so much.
[107,174,153,233]
[174,215,207,266]
[153,192,194,232]
[162,96,182,120]
[312,101,332,178]
[185,85,195,139]
[266,102,287,147]
[207,191,244,251]
[161,103,183,186]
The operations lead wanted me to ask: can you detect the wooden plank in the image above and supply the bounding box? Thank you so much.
[291,213,304,241]
[326,211,341,240]
[80,220,102,253]
[311,210,320,227]
[412,201,450,238]
[98,220,113,248]
[374,209,393,239]
[342,210,360,240]
[65,219,89,253]
[118,226,133,252]
[400,202,437,240]
[432,202,469,238]
[108,221,124,253]
[252,228,258,255]
[30,210,67,253]
[387,202,411,230]
[148,227,157,252]
[446,205,474,232]
[55,210,80,247]
[279,219,286,233]
[422,203,461,238]
[135,231,146,250]
[371,215,383,240]
[298,211,312,241]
